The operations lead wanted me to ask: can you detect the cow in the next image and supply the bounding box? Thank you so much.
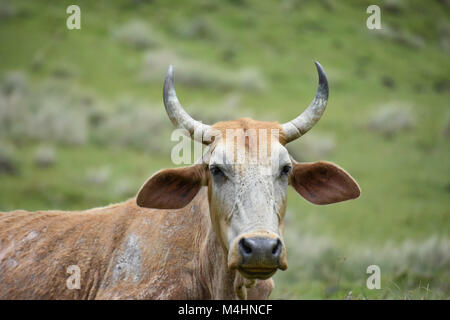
[0,62,360,299]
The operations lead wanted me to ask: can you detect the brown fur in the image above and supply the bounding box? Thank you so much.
[136,164,207,209]
[290,161,361,205]
[0,189,272,299]
[212,118,287,146]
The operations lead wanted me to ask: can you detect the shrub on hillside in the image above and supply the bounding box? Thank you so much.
[112,19,160,50]
[141,50,267,91]
[287,133,336,161]
[33,145,56,168]
[282,228,450,298]
[0,142,19,175]
[0,73,90,145]
[374,25,425,49]
[368,102,415,138]
[92,98,172,155]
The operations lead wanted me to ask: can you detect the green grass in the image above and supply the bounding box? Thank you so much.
[0,0,449,299]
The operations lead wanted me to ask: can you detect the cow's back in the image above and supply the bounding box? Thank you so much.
[0,189,210,299]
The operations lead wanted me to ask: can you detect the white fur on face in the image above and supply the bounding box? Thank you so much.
[208,138,292,250]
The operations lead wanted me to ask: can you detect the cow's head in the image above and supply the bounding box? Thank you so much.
[137,63,360,280]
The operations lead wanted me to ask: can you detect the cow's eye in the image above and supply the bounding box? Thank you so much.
[280,165,292,176]
[210,166,225,178]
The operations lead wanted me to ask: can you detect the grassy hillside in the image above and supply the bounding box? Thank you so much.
[0,0,449,299]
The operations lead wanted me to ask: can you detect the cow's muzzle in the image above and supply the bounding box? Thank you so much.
[229,234,288,280]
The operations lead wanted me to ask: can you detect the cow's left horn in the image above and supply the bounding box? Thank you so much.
[282,61,329,143]
[163,65,212,144]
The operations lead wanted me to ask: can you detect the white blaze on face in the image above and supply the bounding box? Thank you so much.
[208,129,291,251]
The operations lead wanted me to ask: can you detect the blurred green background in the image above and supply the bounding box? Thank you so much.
[0,0,449,299]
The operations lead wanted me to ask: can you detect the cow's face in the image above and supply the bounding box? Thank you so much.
[136,63,361,280]
[205,123,290,279]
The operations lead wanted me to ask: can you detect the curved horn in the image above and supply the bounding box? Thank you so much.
[163,65,211,143]
[282,61,329,144]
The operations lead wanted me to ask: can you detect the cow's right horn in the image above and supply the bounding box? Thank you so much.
[163,65,212,144]
[281,61,329,144]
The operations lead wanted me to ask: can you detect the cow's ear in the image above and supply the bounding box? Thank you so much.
[290,161,360,205]
[136,164,207,209]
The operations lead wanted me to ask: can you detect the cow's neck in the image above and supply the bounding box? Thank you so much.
[196,189,254,300]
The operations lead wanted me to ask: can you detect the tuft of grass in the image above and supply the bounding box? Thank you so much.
[85,166,111,186]
[0,1,17,20]
[0,141,19,175]
[171,16,219,41]
[287,132,336,162]
[112,19,161,50]
[0,75,90,145]
[33,145,56,168]
[367,102,415,138]
[374,25,425,49]
[140,49,267,91]
[92,97,172,155]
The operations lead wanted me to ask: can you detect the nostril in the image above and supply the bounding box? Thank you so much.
[239,238,253,255]
[272,239,282,256]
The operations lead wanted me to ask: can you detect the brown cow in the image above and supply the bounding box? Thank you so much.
[0,62,360,299]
